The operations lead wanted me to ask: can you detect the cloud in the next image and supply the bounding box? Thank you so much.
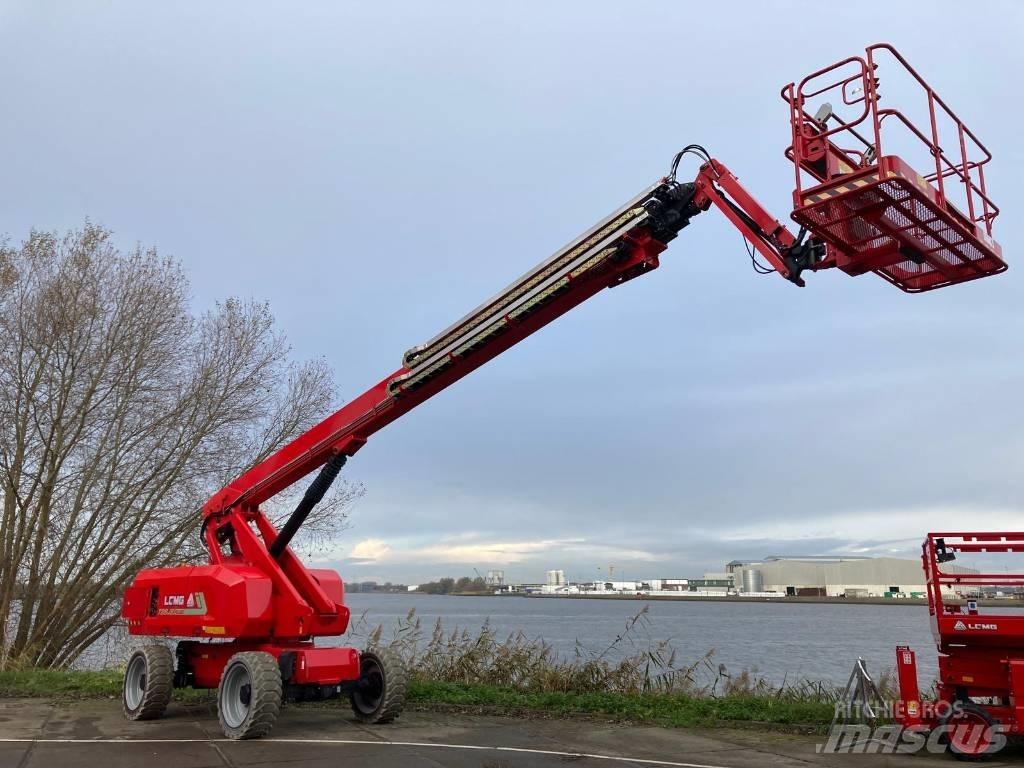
[351,538,391,560]
[718,504,1024,546]
[321,533,665,571]
[320,500,1024,582]
[411,536,664,565]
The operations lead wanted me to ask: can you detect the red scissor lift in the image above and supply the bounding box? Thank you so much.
[896,534,1024,759]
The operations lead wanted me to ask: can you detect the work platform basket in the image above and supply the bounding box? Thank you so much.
[784,44,1005,292]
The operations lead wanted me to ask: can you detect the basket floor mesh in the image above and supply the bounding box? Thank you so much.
[793,177,1004,292]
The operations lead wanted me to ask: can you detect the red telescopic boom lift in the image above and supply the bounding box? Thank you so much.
[120,44,1005,739]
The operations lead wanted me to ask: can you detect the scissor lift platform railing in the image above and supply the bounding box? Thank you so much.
[925,532,1024,651]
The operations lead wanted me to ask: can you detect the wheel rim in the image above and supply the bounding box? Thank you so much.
[124,654,147,710]
[352,657,384,714]
[221,662,252,729]
[949,709,993,755]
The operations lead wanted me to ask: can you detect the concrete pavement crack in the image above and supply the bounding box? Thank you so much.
[196,719,238,768]
[15,702,55,768]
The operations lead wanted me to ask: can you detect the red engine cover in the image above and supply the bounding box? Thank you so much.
[123,564,274,638]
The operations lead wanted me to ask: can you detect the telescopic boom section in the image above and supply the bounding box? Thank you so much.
[202,155,821,535]
[203,174,705,520]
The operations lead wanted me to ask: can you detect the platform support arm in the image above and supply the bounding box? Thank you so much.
[691,160,829,286]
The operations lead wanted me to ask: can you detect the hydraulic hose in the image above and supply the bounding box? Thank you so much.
[268,452,347,558]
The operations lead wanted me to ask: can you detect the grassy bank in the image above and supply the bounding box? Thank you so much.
[0,669,835,730]
[0,607,864,731]
[0,668,211,703]
[409,679,834,729]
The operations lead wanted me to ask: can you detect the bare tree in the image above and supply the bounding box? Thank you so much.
[0,223,361,669]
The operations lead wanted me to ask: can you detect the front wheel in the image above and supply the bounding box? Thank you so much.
[350,649,408,724]
[941,701,1003,761]
[123,645,173,721]
[217,651,282,740]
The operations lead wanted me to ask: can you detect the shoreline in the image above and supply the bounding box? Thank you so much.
[0,669,835,731]
[444,592,1020,608]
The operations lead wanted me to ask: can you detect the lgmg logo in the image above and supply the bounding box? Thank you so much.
[158,591,207,615]
[953,620,998,631]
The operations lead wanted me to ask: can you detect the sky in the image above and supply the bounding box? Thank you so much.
[1,1,1022,585]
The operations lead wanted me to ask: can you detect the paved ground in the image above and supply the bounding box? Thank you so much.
[0,697,1018,768]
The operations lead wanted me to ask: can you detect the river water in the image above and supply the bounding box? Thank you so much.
[340,593,949,688]
[89,593,1024,688]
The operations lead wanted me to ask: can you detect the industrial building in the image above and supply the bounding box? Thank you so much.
[497,555,981,599]
[546,569,566,587]
[578,576,730,597]
[726,555,969,598]
[688,573,733,591]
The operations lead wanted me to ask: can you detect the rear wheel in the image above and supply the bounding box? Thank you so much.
[941,701,1002,761]
[350,649,407,724]
[122,645,173,721]
[217,651,282,740]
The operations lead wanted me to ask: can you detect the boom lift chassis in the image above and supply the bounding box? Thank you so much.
[120,44,1005,739]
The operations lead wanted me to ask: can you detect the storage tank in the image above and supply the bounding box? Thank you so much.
[741,569,764,593]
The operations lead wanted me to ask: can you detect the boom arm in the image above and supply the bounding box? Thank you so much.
[690,157,827,285]
[201,151,821,558]
[124,43,1008,674]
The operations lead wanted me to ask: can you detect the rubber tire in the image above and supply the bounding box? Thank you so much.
[941,701,1002,761]
[122,645,173,721]
[350,649,408,724]
[217,651,282,740]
